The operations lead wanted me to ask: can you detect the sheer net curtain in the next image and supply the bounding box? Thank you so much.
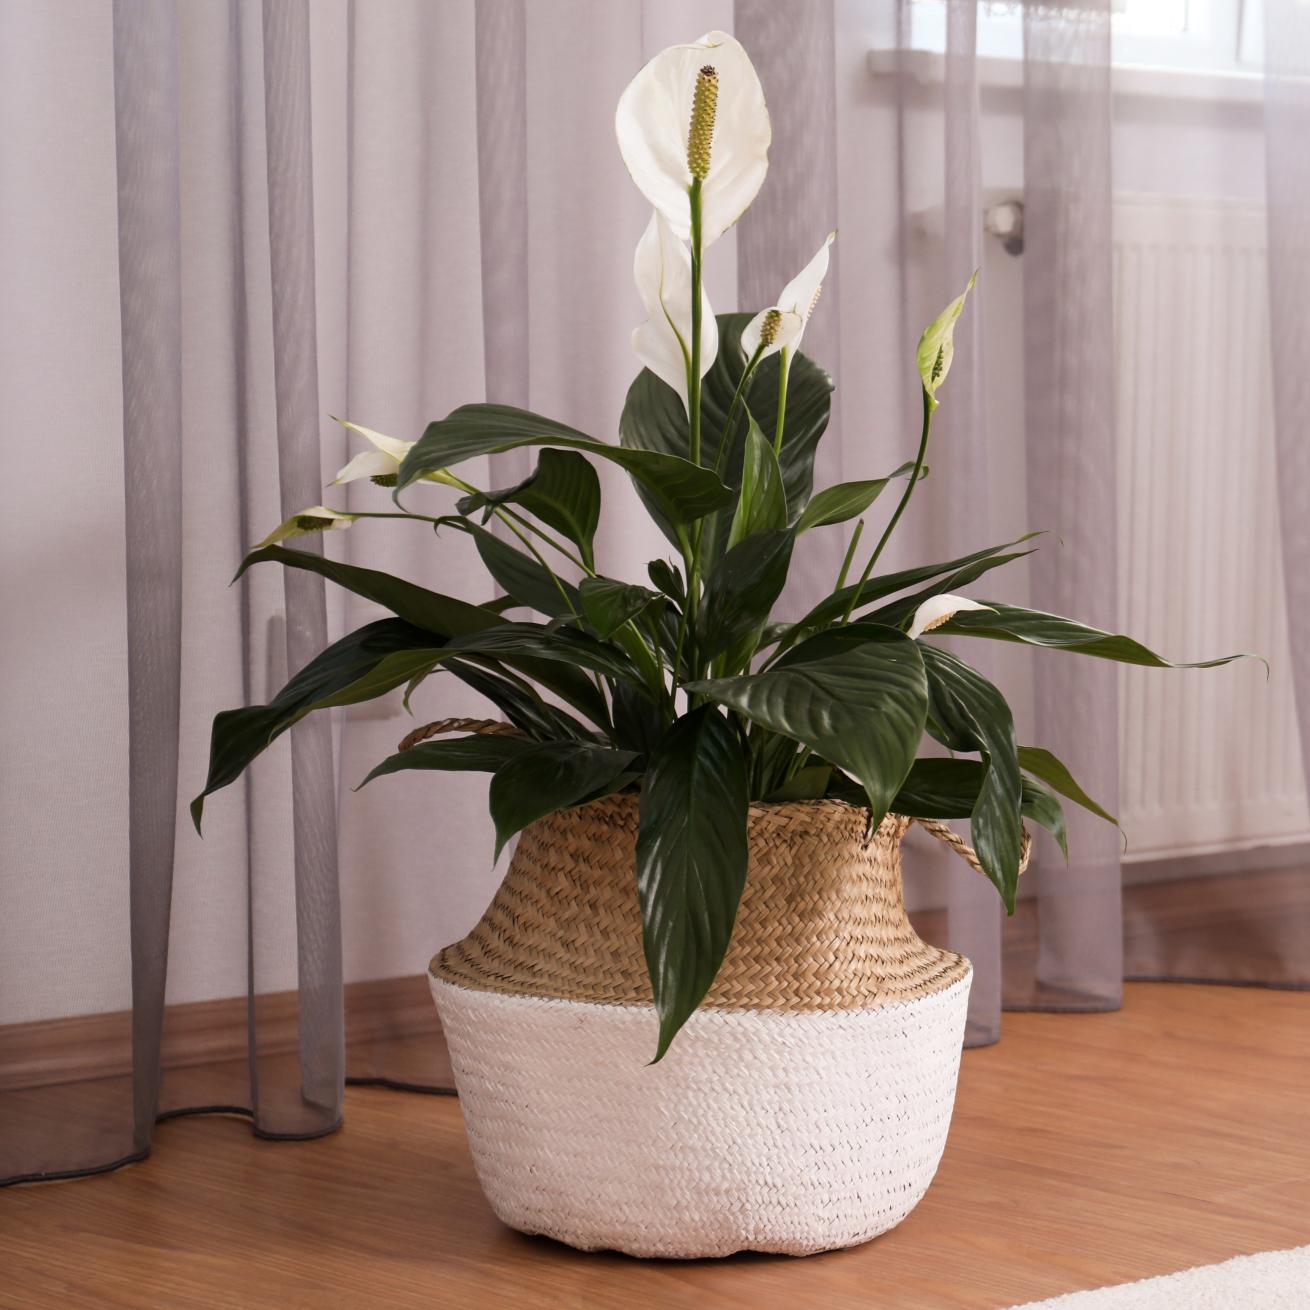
[1,0,1306,1187]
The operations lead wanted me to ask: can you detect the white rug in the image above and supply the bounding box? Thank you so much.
[1007,1245,1310,1308]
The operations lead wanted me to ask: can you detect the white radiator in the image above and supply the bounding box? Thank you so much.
[1114,196,1308,860]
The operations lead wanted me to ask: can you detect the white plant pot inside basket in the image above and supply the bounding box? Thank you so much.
[432,970,972,1259]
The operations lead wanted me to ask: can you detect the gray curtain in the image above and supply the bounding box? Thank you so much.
[1,0,1305,1186]
[1014,1,1121,1013]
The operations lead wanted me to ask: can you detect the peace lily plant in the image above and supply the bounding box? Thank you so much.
[196,31,1248,1060]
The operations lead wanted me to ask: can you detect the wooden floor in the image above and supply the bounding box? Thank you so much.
[2,983,1307,1310]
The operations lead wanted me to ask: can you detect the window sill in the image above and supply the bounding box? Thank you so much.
[867,48,1263,107]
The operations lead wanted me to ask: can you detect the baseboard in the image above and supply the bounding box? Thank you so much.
[0,974,444,1093]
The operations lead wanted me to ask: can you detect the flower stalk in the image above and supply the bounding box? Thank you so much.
[839,384,934,624]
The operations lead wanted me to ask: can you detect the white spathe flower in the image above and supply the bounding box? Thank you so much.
[330,419,413,486]
[632,210,718,411]
[255,506,356,550]
[615,31,770,247]
[741,232,836,361]
[907,594,995,641]
[330,417,459,488]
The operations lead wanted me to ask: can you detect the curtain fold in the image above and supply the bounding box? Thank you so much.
[735,0,845,615]
[1014,0,1122,1011]
[112,0,186,1155]
[1265,2,1310,799]
[0,0,1304,1187]
[936,0,1006,1043]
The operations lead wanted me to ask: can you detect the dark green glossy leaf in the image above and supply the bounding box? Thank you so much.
[688,625,927,830]
[357,734,533,789]
[323,621,637,731]
[698,528,794,661]
[619,313,832,543]
[398,403,732,527]
[635,707,749,1062]
[235,545,503,638]
[779,533,1041,646]
[765,763,832,802]
[920,645,1023,910]
[939,602,1260,669]
[647,558,686,606]
[611,679,666,757]
[578,576,665,640]
[192,619,433,831]
[1018,745,1118,827]
[441,622,640,686]
[726,416,787,550]
[793,462,922,534]
[859,551,1036,629]
[456,448,601,569]
[889,757,1067,859]
[236,535,604,728]
[465,523,579,619]
[446,660,596,742]
[489,742,638,859]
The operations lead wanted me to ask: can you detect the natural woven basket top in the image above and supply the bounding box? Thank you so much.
[431,793,969,1014]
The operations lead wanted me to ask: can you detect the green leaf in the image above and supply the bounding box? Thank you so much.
[918,271,977,409]
[890,757,1068,859]
[467,523,579,619]
[620,313,833,543]
[357,734,533,789]
[489,742,638,859]
[647,558,686,606]
[236,539,606,728]
[578,576,665,640]
[235,545,504,638]
[859,551,1037,630]
[697,528,794,661]
[689,625,928,830]
[765,763,833,802]
[318,621,639,731]
[456,449,601,569]
[1018,745,1118,828]
[398,403,732,527]
[919,645,1023,910]
[635,707,749,1062]
[783,533,1041,642]
[726,416,787,550]
[445,660,596,742]
[438,622,642,687]
[1021,778,1069,859]
[192,619,434,831]
[793,462,923,534]
[610,679,666,756]
[939,601,1261,670]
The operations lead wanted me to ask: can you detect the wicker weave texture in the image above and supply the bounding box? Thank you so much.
[431,794,969,1012]
[432,971,973,1258]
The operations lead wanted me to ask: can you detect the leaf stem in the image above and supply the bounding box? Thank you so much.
[835,518,865,591]
[688,180,705,469]
[839,384,934,625]
[683,180,707,685]
[773,348,791,457]
[714,342,767,478]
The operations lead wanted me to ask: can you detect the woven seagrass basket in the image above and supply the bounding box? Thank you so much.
[414,718,1029,1259]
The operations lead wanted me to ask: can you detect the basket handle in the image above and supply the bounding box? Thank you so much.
[398,718,525,751]
[399,722,1033,882]
[913,817,1033,880]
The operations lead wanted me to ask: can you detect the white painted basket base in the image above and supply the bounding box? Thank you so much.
[431,969,972,1259]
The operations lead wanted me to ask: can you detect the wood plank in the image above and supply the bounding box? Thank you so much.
[1,984,1306,1308]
